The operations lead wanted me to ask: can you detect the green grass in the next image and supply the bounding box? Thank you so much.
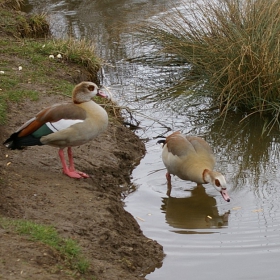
[138,0,280,131]
[0,3,101,125]
[0,217,90,274]
[37,38,102,74]
[0,38,60,123]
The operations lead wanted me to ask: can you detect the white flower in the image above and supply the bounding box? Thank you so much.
[18,66,23,71]
[56,53,62,59]
[0,71,4,74]
[49,55,54,59]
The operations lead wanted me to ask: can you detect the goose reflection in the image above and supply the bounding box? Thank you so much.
[161,185,229,234]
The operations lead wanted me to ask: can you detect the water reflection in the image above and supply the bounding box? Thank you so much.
[151,97,280,199]
[24,0,177,59]
[161,185,229,233]
[199,113,280,195]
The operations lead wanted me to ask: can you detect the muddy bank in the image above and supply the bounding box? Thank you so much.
[0,3,164,278]
[0,92,164,279]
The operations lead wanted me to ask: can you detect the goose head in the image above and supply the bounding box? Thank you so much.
[203,169,230,202]
[72,81,107,104]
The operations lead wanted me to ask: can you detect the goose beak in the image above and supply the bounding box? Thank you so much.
[221,189,230,202]
[97,90,108,98]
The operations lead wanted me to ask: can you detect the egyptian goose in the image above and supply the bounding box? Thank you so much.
[158,131,230,202]
[3,81,108,179]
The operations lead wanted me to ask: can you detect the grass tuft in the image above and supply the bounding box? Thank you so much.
[0,217,90,274]
[39,38,102,74]
[18,13,50,38]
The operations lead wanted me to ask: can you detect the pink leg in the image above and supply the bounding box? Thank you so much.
[67,147,89,178]
[58,148,87,179]
[166,172,172,196]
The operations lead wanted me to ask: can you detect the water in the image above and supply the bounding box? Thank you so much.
[25,1,280,279]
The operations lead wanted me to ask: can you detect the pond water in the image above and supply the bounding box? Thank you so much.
[25,1,280,279]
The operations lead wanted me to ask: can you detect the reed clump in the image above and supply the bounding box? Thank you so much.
[18,13,50,38]
[140,0,280,129]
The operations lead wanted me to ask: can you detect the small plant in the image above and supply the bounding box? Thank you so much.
[139,0,280,131]
[0,217,90,274]
[38,38,102,75]
[18,13,50,38]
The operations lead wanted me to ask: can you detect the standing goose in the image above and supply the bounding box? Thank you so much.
[158,131,230,202]
[3,81,108,179]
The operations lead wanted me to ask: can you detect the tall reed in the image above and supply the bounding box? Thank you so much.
[140,0,280,129]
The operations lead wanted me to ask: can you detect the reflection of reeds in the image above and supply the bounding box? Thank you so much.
[204,112,280,191]
[139,0,280,130]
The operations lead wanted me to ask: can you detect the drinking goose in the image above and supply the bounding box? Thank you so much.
[158,131,230,202]
[3,81,108,179]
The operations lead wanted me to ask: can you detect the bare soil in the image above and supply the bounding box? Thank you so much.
[0,89,164,279]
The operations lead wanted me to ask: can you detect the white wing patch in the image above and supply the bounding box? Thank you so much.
[46,119,83,132]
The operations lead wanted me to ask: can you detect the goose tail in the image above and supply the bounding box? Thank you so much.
[3,132,43,150]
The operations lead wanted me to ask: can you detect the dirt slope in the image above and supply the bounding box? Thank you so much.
[0,94,164,279]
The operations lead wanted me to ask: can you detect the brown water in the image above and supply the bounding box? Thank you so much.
[25,1,280,279]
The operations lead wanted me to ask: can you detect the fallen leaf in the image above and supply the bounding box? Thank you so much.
[252,209,263,213]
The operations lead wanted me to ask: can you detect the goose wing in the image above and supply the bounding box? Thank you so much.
[185,135,214,156]
[18,103,86,137]
[165,131,196,157]
[4,103,86,145]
